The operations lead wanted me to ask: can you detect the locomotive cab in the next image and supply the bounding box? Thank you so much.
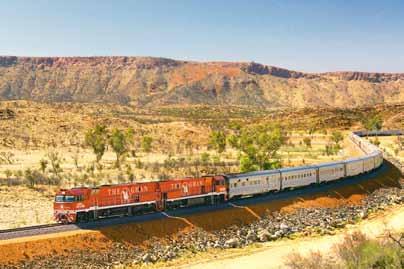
[53,188,90,223]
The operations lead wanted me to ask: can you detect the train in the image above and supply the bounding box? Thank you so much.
[53,131,383,223]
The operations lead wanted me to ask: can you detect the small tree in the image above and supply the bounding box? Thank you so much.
[126,127,135,155]
[109,128,129,168]
[47,151,63,181]
[126,164,135,182]
[209,130,226,153]
[331,131,343,146]
[229,124,286,172]
[303,137,312,148]
[361,114,383,132]
[201,152,210,165]
[39,159,48,174]
[24,168,36,187]
[141,136,153,153]
[85,124,108,163]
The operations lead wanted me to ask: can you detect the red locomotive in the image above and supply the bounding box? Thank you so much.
[54,176,227,223]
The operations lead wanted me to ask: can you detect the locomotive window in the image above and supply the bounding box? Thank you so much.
[55,195,76,202]
[65,196,75,202]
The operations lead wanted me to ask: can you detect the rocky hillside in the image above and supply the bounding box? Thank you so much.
[0,56,403,108]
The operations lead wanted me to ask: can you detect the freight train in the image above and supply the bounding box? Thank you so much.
[54,132,383,223]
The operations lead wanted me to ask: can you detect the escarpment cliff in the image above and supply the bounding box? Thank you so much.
[0,56,403,108]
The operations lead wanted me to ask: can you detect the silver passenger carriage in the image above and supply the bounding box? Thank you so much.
[280,166,317,189]
[226,170,281,199]
[317,161,345,183]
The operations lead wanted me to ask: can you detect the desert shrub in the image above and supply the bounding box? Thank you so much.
[200,152,210,165]
[126,164,135,182]
[286,232,404,269]
[4,169,12,186]
[0,152,15,164]
[303,137,312,148]
[371,137,381,146]
[141,136,153,153]
[286,251,336,269]
[39,159,48,174]
[135,158,143,169]
[211,155,221,164]
[324,143,341,156]
[24,169,49,187]
[209,130,226,153]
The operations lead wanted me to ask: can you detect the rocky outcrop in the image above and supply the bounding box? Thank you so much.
[325,71,404,82]
[0,56,403,108]
[241,62,309,78]
[0,109,15,120]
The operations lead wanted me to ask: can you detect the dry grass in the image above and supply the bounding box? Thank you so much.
[368,136,404,163]
[0,185,55,229]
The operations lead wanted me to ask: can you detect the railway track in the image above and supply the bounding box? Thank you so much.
[0,223,62,234]
[0,223,78,241]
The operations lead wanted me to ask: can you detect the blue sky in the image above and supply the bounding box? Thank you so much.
[1,0,403,72]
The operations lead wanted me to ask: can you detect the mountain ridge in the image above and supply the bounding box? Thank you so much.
[0,56,403,108]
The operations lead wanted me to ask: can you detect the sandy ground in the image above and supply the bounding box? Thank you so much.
[370,136,404,162]
[0,186,55,229]
[159,205,404,269]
